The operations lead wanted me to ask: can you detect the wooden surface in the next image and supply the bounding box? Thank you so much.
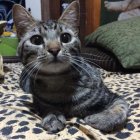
[77,0,86,45]
[41,0,60,21]
[41,0,101,43]
[85,0,101,35]
[41,0,50,21]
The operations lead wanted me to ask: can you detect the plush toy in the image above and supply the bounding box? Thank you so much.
[104,0,140,20]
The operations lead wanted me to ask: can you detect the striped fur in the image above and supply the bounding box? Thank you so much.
[13,1,129,133]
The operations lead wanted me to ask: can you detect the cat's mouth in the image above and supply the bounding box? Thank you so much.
[39,60,72,75]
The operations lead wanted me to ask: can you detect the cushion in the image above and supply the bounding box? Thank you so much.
[85,16,140,69]
[0,37,18,56]
[0,37,20,63]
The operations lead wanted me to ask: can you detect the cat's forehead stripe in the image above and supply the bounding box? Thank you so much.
[46,20,58,30]
[38,26,42,34]
[42,24,47,30]
[59,26,63,32]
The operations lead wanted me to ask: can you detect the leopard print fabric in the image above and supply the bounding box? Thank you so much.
[0,63,140,140]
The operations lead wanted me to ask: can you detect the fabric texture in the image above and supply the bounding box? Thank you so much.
[81,46,123,72]
[3,56,20,63]
[85,16,140,69]
[0,55,4,83]
[0,37,18,56]
[0,63,140,140]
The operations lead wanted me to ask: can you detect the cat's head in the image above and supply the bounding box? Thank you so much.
[13,1,81,74]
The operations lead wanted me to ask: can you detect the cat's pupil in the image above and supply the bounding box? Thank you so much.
[30,35,44,45]
[60,33,71,43]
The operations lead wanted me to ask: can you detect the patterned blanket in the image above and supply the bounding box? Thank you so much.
[0,63,140,140]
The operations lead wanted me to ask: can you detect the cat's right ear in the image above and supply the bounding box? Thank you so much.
[12,4,36,38]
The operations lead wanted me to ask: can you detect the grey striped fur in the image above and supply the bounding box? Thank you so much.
[13,1,129,133]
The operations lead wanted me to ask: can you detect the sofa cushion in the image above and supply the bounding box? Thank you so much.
[85,16,140,69]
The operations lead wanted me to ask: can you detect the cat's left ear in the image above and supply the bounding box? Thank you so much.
[12,4,36,39]
[59,1,80,34]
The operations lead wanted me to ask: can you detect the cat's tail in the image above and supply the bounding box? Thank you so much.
[85,89,129,132]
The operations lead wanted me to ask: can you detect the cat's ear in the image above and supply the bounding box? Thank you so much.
[59,1,80,34]
[12,4,36,38]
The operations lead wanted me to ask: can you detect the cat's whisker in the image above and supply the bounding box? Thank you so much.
[70,56,101,84]
[84,57,112,62]
[70,63,81,74]
[20,62,38,82]
[23,59,39,71]
[61,54,94,75]
[82,58,103,69]
[70,55,103,69]
[73,61,94,85]
[24,59,38,67]
[20,60,39,80]
[74,52,106,58]
[20,56,46,80]
[20,62,40,85]
[30,56,51,83]
[81,54,104,59]
[37,54,47,60]
[73,54,112,62]
[23,63,40,83]
[69,58,94,84]
[33,63,42,85]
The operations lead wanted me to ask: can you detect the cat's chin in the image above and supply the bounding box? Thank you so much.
[39,61,71,75]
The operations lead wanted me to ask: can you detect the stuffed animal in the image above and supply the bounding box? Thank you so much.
[104,0,140,20]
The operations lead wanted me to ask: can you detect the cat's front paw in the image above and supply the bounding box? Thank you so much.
[84,114,116,132]
[41,113,66,133]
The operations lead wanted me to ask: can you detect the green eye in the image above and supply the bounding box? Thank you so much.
[60,33,71,43]
[30,35,44,45]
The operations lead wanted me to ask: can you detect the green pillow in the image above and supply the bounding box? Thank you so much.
[0,37,18,56]
[85,17,140,69]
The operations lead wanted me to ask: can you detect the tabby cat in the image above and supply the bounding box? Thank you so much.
[13,1,129,133]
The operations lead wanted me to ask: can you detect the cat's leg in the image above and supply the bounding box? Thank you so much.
[84,98,129,132]
[41,112,66,133]
[104,0,132,11]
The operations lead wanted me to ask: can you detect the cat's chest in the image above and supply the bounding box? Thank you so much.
[35,74,68,91]
[30,71,80,100]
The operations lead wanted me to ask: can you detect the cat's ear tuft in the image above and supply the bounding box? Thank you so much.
[12,4,36,38]
[59,1,80,34]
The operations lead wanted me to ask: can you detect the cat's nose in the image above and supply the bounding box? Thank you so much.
[48,48,61,57]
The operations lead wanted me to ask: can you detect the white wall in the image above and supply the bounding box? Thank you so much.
[25,0,41,20]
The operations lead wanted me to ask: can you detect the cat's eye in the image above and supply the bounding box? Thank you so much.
[30,35,44,45]
[60,33,71,43]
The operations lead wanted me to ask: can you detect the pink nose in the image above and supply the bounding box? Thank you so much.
[48,48,60,57]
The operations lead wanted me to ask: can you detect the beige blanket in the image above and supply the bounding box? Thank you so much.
[0,63,140,140]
